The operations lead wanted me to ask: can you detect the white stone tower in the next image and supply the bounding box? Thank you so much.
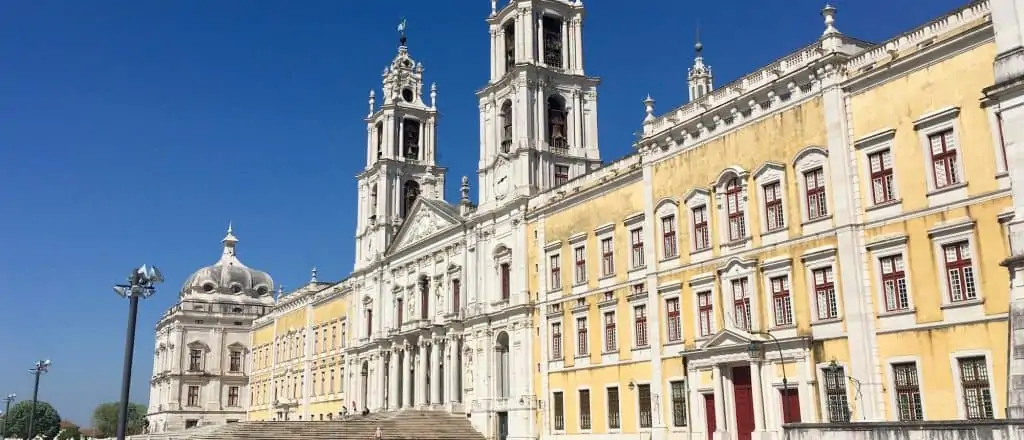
[688,30,713,102]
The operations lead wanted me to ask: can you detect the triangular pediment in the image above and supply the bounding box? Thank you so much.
[699,327,752,350]
[387,198,462,253]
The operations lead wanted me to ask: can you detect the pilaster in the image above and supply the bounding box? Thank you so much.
[640,160,667,437]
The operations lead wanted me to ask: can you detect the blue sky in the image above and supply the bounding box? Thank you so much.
[0,0,967,426]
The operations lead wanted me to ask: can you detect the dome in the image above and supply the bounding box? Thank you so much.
[179,224,275,299]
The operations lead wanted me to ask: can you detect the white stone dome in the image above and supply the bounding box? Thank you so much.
[179,225,274,299]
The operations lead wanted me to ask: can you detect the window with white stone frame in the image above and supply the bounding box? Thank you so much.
[985,104,1011,186]
[753,162,788,242]
[761,257,795,329]
[915,107,967,206]
[793,147,832,231]
[820,364,851,422]
[714,168,749,243]
[684,188,712,255]
[576,316,589,356]
[550,321,563,360]
[854,128,902,221]
[549,253,562,290]
[655,200,680,260]
[802,248,842,338]
[730,278,751,331]
[867,235,915,322]
[954,353,995,420]
[928,219,983,314]
[573,245,587,285]
[690,274,716,338]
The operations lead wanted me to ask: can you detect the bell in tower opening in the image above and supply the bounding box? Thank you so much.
[547,95,568,151]
[403,119,421,160]
[542,16,563,68]
[402,180,420,217]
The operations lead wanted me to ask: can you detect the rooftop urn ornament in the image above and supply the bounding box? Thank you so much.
[490,0,497,16]
[311,266,319,283]
[368,90,376,116]
[430,82,438,109]
[822,4,838,36]
[643,95,656,122]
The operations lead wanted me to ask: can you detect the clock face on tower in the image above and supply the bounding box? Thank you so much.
[493,161,510,199]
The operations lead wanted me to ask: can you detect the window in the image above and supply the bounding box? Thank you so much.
[228,386,240,407]
[402,180,420,218]
[451,279,461,313]
[869,149,896,204]
[419,276,430,319]
[814,267,838,320]
[634,305,648,347]
[313,331,319,354]
[549,254,562,290]
[880,255,910,312]
[697,291,713,337]
[603,312,616,352]
[331,325,337,348]
[661,215,678,258]
[892,363,923,421]
[606,386,621,429]
[929,130,960,189]
[692,206,710,250]
[638,384,653,428]
[500,101,513,153]
[551,322,563,360]
[330,369,336,393]
[542,16,564,68]
[943,242,977,302]
[804,168,828,220]
[574,246,587,284]
[630,228,645,268]
[579,389,592,430]
[959,356,993,419]
[396,298,404,327]
[402,119,421,160]
[500,262,511,301]
[187,386,200,407]
[554,164,570,185]
[503,22,515,70]
[189,349,202,371]
[764,182,784,231]
[552,391,565,431]
[665,298,681,342]
[823,366,850,422]
[600,238,615,276]
[576,317,588,356]
[771,276,793,326]
[670,381,687,427]
[229,351,242,372]
[725,178,746,241]
[320,371,325,395]
[732,278,751,330]
[365,309,373,336]
[548,95,569,151]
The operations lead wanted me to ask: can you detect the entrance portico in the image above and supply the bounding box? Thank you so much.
[681,328,813,440]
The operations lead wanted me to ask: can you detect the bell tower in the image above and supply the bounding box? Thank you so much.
[476,0,601,211]
[354,20,446,271]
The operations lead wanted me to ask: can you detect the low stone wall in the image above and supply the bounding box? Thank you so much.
[784,420,1024,440]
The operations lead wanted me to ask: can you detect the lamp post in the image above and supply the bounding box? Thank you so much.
[113,265,164,440]
[26,360,51,440]
[1,393,15,439]
[747,332,791,424]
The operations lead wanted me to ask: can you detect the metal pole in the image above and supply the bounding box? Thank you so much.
[2,397,12,439]
[116,294,141,440]
[26,369,41,440]
[762,333,790,424]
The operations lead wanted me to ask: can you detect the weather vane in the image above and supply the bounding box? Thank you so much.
[398,17,408,46]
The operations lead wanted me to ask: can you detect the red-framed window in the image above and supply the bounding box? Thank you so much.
[697,291,713,337]
[943,242,977,302]
[550,322,563,360]
[805,168,828,220]
[813,267,838,320]
[630,228,645,268]
[661,215,678,258]
[600,237,615,276]
[869,149,895,204]
[574,246,587,284]
[771,276,792,326]
[764,181,784,231]
[554,165,570,186]
[692,205,710,250]
[603,311,616,352]
[929,130,960,188]
[549,254,561,290]
[500,262,511,301]
[665,298,681,342]
[892,362,923,421]
[880,255,909,311]
[634,305,648,347]
[725,178,746,241]
[732,278,751,330]
[576,317,588,355]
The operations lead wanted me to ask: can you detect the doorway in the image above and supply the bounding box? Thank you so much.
[497,411,508,440]
[732,366,755,440]
[703,394,716,440]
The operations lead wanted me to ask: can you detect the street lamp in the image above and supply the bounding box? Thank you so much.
[26,360,51,440]
[747,332,792,424]
[1,393,15,439]
[113,265,163,440]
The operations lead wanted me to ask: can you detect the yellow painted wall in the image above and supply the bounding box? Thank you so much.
[313,296,347,325]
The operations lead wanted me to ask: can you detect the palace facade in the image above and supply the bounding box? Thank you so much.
[149,0,1024,440]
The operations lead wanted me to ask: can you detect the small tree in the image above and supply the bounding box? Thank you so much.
[56,421,81,440]
[90,403,147,438]
[3,401,61,440]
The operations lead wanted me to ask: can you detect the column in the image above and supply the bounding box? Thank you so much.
[750,361,765,433]
[388,351,400,410]
[401,346,413,408]
[712,365,726,436]
[573,16,583,72]
[560,20,568,69]
[417,341,428,406]
[446,338,458,403]
[377,354,387,410]
[430,338,442,404]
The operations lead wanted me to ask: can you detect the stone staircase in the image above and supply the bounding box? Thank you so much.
[191,410,484,440]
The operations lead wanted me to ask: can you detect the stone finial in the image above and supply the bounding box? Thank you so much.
[643,95,656,122]
[822,4,838,36]
[310,266,319,283]
[460,176,471,202]
[490,0,497,16]
[368,90,376,116]
[430,82,438,109]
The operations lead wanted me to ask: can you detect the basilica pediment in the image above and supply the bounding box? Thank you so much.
[387,198,462,254]
[699,328,753,351]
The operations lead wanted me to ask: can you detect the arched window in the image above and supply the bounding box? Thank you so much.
[402,180,421,218]
[542,16,564,68]
[403,119,421,160]
[419,275,430,320]
[547,95,568,151]
[503,22,516,71]
[369,184,378,223]
[375,122,384,160]
[500,100,513,153]
[495,332,510,398]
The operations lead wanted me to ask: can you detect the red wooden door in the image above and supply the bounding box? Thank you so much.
[703,394,716,440]
[732,366,755,440]
[780,388,801,423]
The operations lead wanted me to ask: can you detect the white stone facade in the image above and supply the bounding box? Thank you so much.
[147,228,275,432]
